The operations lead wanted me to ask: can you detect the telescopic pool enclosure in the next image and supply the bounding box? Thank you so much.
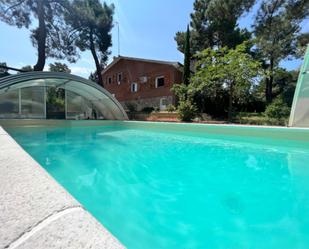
[0,72,128,120]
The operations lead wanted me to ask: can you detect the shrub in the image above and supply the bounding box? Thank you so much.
[177,99,198,122]
[141,107,155,113]
[166,104,176,112]
[265,97,290,119]
[153,107,160,112]
[264,97,290,125]
[126,103,137,112]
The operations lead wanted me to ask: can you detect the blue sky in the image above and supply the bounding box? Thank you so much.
[0,0,308,77]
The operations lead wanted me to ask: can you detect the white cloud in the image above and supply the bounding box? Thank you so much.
[70,66,93,77]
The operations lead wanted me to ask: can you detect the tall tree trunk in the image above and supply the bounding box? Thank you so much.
[89,29,103,86]
[183,25,191,85]
[228,83,234,122]
[33,0,46,71]
[269,57,274,102]
[266,57,274,104]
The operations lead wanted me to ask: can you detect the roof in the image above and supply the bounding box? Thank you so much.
[102,56,183,74]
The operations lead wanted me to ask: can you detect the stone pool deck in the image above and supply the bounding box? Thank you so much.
[0,127,124,249]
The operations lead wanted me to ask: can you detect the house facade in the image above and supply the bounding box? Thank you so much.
[101,56,183,111]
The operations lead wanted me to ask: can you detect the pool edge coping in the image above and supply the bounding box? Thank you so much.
[123,120,309,130]
[2,119,309,130]
[0,126,125,249]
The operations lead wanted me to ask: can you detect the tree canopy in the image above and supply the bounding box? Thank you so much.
[65,0,114,85]
[49,62,71,73]
[20,65,33,72]
[253,0,309,103]
[0,0,78,71]
[175,0,255,54]
[0,62,10,78]
[173,0,308,123]
[191,43,261,120]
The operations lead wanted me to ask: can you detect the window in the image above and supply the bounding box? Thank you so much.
[108,77,112,84]
[117,73,122,84]
[155,76,165,88]
[131,83,138,92]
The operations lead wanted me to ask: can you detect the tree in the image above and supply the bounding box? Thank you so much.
[254,68,298,107]
[66,0,114,85]
[47,62,68,116]
[265,96,290,125]
[89,71,99,83]
[253,0,309,103]
[20,65,33,72]
[177,99,198,122]
[172,83,198,121]
[191,43,261,121]
[272,68,298,107]
[49,62,71,73]
[175,0,211,54]
[183,25,191,85]
[0,62,10,78]
[175,0,255,54]
[296,33,309,58]
[0,0,78,71]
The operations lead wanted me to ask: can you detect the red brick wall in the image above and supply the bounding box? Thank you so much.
[101,59,183,102]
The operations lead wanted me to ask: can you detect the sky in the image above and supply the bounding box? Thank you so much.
[0,0,308,78]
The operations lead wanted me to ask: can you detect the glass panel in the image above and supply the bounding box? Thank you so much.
[21,86,45,118]
[289,46,309,127]
[0,89,19,118]
[66,90,104,120]
[290,74,309,126]
[46,87,65,119]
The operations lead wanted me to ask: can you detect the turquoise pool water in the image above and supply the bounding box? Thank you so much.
[7,123,309,249]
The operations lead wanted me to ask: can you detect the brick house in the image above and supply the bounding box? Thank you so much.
[101,56,183,111]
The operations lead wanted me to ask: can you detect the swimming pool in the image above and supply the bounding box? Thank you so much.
[6,121,309,249]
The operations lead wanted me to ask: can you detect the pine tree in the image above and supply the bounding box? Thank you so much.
[66,0,114,86]
[0,0,78,71]
[254,0,309,103]
[175,0,255,54]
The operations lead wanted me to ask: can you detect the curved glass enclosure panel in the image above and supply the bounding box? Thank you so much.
[0,89,19,118]
[0,72,128,120]
[21,86,45,118]
[289,46,309,127]
[66,90,104,120]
